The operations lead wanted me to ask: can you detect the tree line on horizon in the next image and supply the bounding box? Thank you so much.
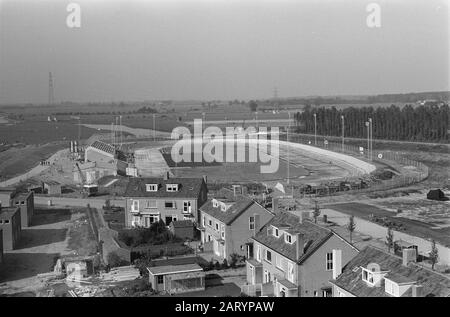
[294,104,449,142]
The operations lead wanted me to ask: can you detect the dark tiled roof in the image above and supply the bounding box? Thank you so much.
[252,212,333,263]
[200,196,254,225]
[0,207,19,219]
[332,246,450,297]
[89,141,116,155]
[123,177,205,198]
[171,220,194,228]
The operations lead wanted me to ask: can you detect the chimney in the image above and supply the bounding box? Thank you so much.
[296,233,305,261]
[253,214,260,236]
[266,226,273,236]
[299,211,310,223]
[163,171,170,180]
[412,285,423,297]
[272,197,279,214]
[332,249,342,279]
[402,248,417,266]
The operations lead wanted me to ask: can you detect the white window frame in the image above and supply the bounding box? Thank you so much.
[202,215,206,227]
[166,184,178,192]
[285,234,292,244]
[145,200,157,209]
[276,255,284,271]
[183,201,192,213]
[326,252,333,271]
[256,245,261,262]
[384,279,399,297]
[145,184,158,192]
[361,268,375,286]
[287,261,295,283]
[215,222,219,231]
[265,249,272,263]
[131,200,139,212]
[273,227,279,238]
[221,224,225,239]
[249,216,255,230]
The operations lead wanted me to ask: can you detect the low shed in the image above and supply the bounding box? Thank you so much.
[147,263,205,294]
[169,220,195,240]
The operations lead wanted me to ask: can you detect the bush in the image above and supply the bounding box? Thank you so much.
[107,251,127,268]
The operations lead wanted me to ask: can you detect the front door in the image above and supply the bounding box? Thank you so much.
[214,239,220,256]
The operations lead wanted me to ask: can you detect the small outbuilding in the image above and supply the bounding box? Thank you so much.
[169,220,195,240]
[44,180,62,195]
[427,189,448,201]
[147,263,205,294]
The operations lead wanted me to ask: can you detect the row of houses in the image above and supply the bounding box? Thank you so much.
[122,175,450,297]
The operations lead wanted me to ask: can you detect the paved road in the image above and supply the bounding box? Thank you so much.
[0,149,68,187]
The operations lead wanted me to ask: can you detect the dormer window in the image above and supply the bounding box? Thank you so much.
[166,184,179,192]
[220,203,227,211]
[146,184,158,192]
[212,199,219,208]
[285,234,293,244]
[385,279,400,297]
[272,226,279,238]
[361,268,375,285]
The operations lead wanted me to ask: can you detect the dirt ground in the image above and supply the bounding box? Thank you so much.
[0,207,98,296]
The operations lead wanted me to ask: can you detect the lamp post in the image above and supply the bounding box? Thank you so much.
[313,113,317,146]
[153,114,156,141]
[287,111,291,185]
[341,115,345,152]
[365,120,370,160]
[369,118,373,161]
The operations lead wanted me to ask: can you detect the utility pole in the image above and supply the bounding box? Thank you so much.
[153,114,156,141]
[369,118,373,161]
[365,120,370,160]
[287,111,291,185]
[313,113,317,146]
[341,115,345,152]
[48,72,54,105]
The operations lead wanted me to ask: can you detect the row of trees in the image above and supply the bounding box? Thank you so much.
[295,104,449,142]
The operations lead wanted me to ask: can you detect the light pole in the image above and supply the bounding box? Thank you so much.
[313,113,317,146]
[153,114,156,141]
[287,111,291,185]
[369,118,373,161]
[341,115,345,152]
[365,120,370,160]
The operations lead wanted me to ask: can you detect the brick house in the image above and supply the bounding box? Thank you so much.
[124,174,208,228]
[330,246,450,297]
[0,206,21,251]
[243,211,358,297]
[198,188,274,261]
[0,188,34,228]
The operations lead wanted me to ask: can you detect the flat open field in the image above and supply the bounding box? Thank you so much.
[326,201,450,247]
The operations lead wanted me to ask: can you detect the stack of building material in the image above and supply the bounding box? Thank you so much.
[99,266,140,282]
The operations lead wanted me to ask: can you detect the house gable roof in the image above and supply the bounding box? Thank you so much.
[332,246,450,297]
[123,177,205,198]
[252,212,334,264]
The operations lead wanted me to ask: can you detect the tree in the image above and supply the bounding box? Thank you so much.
[347,215,356,243]
[248,100,258,112]
[312,201,321,223]
[107,251,126,268]
[429,239,439,271]
[386,226,394,253]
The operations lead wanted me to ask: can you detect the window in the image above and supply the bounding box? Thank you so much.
[183,201,192,213]
[21,201,25,205]
[131,200,139,212]
[146,184,158,192]
[273,227,279,238]
[157,275,164,284]
[385,279,399,297]
[145,200,157,209]
[166,184,178,192]
[256,245,261,262]
[221,224,225,239]
[362,268,375,285]
[285,234,292,244]
[165,201,176,209]
[249,216,255,230]
[4,220,10,224]
[276,255,284,270]
[202,215,206,227]
[326,252,333,271]
[212,199,219,208]
[208,219,212,226]
[287,262,295,283]
[215,222,219,231]
[265,250,272,263]
[0,220,3,224]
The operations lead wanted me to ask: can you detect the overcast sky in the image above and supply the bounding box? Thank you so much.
[0,0,448,104]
